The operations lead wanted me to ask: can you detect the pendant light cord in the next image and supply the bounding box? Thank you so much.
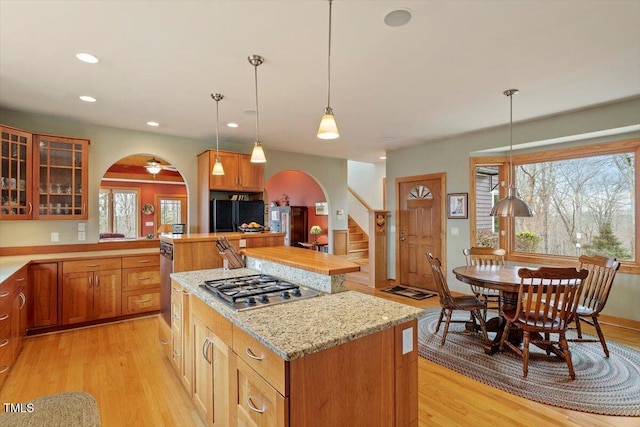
[327,0,333,108]
[254,63,260,142]
[509,92,514,187]
[215,98,220,155]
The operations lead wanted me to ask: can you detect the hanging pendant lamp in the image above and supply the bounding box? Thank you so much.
[248,54,267,163]
[211,93,225,176]
[317,0,339,140]
[145,157,162,175]
[490,89,534,217]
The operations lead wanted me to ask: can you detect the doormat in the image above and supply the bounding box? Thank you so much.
[418,308,640,416]
[382,285,435,300]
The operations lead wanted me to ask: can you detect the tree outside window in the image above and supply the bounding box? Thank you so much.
[99,187,140,238]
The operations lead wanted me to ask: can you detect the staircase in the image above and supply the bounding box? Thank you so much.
[345,216,370,285]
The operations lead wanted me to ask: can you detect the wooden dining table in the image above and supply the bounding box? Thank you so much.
[453,264,526,355]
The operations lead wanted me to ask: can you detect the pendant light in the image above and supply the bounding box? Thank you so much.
[145,157,162,175]
[210,93,225,175]
[317,0,339,140]
[248,54,267,163]
[490,89,534,217]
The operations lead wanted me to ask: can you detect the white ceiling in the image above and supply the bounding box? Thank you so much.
[1,1,639,163]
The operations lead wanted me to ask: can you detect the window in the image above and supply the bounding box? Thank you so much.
[154,194,187,228]
[99,187,140,238]
[471,138,640,272]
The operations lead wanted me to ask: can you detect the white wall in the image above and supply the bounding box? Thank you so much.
[347,160,385,233]
[386,97,640,322]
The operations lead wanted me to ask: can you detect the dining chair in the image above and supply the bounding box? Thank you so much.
[499,266,589,380]
[568,255,620,357]
[426,253,489,346]
[463,247,506,319]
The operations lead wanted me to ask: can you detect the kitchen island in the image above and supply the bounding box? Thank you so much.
[170,265,423,427]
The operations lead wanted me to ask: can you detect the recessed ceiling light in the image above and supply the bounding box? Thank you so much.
[76,52,99,64]
[227,122,239,128]
[79,95,96,103]
[146,121,160,127]
[384,9,412,27]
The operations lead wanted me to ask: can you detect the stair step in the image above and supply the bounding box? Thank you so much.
[349,241,369,250]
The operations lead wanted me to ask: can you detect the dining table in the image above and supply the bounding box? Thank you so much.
[453,264,526,355]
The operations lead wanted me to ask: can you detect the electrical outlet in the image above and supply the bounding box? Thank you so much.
[239,239,247,248]
[78,231,86,241]
[254,260,262,271]
[51,232,59,242]
[77,222,85,232]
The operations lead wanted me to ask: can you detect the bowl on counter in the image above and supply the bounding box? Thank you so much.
[238,226,264,233]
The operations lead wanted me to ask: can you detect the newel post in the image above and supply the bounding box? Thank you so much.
[369,210,389,288]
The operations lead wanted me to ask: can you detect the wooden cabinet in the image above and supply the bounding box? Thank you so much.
[29,262,59,329]
[191,296,232,427]
[0,125,33,219]
[34,134,89,219]
[0,125,89,221]
[122,254,160,315]
[0,266,28,389]
[200,149,264,192]
[170,280,192,393]
[62,258,122,325]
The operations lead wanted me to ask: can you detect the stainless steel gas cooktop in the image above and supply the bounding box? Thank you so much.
[202,274,320,311]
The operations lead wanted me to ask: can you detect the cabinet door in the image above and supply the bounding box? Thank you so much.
[29,262,58,328]
[0,126,33,219]
[33,134,89,220]
[192,315,213,424]
[62,272,93,324]
[238,153,264,192]
[209,151,240,191]
[12,285,27,359]
[236,356,288,427]
[180,287,193,395]
[93,269,121,320]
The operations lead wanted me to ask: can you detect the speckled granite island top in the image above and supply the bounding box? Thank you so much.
[171,268,424,361]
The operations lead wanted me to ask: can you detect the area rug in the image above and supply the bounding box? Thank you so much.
[0,391,101,426]
[418,308,640,416]
[382,285,435,300]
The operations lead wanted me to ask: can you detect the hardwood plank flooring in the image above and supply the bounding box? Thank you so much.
[1,284,638,426]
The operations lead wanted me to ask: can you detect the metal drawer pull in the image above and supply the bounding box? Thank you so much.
[15,277,25,282]
[0,339,9,347]
[18,293,26,309]
[246,397,265,414]
[160,339,169,345]
[182,290,189,295]
[0,314,9,321]
[138,260,151,263]
[245,348,264,361]
[138,299,151,304]
[0,365,9,374]
[138,277,151,280]
[202,338,212,364]
[86,264,100,267]
[0,292,9,298]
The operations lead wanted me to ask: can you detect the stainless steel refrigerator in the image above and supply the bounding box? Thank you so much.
[269,206,308,246]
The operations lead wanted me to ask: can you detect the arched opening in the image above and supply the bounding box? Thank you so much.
[265,170,329,251]
[99,154,187,240]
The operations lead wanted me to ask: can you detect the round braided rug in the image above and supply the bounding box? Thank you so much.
[418,308,640,416]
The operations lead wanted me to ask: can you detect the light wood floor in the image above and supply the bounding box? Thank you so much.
[1,283,638,426]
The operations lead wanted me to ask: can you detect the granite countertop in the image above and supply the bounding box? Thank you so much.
[0,248,159,283]
[171,268,424,361]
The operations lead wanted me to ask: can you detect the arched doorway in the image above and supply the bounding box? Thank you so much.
[100,154,187,240]
[265,170,329,251]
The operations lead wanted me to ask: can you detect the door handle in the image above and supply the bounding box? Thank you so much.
[399,230,406,241]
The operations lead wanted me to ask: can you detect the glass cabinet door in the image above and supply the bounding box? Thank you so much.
[34,135,89,219]
[0,126,33,219]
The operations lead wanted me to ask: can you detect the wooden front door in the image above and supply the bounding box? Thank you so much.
[397,173,445,292]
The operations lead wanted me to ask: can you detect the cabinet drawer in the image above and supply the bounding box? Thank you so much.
[122,254,159,269]
[63,258,122,273]
[122,267,160,291]
[122,290,160,315]
[233,325,286,396]
[236,355,288,426]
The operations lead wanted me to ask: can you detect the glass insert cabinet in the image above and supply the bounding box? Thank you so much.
[0,125,89,220]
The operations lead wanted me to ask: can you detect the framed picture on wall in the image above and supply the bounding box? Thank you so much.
[315,202,328,215]
[447,193,468,219]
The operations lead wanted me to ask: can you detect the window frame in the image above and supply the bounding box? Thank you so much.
[470,138,640,274]
[154,194,187,229]
[99,186,141,238]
